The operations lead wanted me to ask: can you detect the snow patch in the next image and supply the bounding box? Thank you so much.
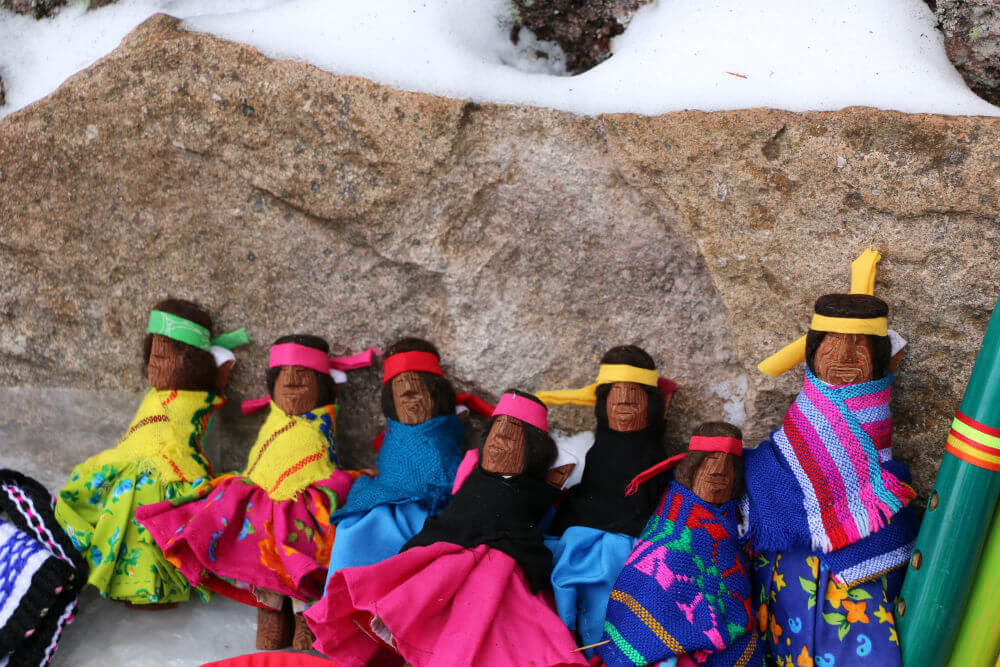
[1,0,998,120]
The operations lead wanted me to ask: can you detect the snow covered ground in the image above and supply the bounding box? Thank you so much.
[1,0,999,120]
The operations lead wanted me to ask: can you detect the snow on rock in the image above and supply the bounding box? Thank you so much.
[2,0,999,120]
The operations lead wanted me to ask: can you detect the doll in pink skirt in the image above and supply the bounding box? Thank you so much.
[306,390,589,667]
[138,335,375,649]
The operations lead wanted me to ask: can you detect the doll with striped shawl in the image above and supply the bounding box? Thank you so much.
[744,250,917,667]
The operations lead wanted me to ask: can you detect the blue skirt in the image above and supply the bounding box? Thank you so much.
[325,500,430,582]
[548,526,637,655]
[753,547,904,667]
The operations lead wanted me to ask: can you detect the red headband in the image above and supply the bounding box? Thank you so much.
[382,351,443,385]
[688,435,742,456]
[624,434,743,496]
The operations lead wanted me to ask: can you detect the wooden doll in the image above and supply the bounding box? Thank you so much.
[54,298,247,607]
[320,338,492,577]
[746,251,916,667]
[137,335,375,650]
[598,423,764,667]
[307,391,588,667]
[537,344,676,655]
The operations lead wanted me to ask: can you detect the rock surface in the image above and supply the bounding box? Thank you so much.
[935,0,1000,106]
[1,0,65,17]
[2,15,999,503]
[511,0,652,74]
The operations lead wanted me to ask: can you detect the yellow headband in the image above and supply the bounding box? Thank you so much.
[758,249,888,378]
[536,364,660,407]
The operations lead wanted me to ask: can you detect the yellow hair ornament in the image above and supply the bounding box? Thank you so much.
[758,249,885,378]
[536,364,664,407]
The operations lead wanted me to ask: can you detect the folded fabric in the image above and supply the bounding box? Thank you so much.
[0,469,87,667]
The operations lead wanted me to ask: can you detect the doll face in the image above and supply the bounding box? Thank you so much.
[606,382,649,432]
[813,333,874,386]
[147,334,188,390]
[691,452,736,505]
[482,415,526,475]
[273,365,321,415]
[391,371,435,425]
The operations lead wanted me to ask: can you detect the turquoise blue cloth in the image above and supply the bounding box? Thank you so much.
[333,415,465,521]
[325,501,430,578]
[548,525,636,657]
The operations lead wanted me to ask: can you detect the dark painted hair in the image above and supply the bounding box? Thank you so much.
[594,345,666,430]
[805,294,892,380]
[479,389,557,480]
[674,421,745,500]
[142,298,217,390]
[380,338,457,420]
[265,334,336,408]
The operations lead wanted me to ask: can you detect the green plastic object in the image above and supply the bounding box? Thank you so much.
[898,297,1000,667]
[951,500,1000,667]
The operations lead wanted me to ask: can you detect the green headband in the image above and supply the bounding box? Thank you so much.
[147,310,250,352]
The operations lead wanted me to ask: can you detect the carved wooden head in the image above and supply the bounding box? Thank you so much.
[481,414,527,475]
[265,334,336,412]
[606,381,650,432]
[143,298,216,391]
[272,365,322,415]
[379,338,456,423]
[674,421,745,506]
[392,371,435,425]
[594,345,665,431]
[812,333,874,385]
[478,389,557,480]
[805,294,892,384]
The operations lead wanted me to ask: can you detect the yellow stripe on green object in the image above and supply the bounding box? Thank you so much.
[609,589,685,654]
[952,418,1000,452]
[947,435,1000,468]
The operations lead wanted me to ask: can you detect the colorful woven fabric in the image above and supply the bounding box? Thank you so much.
[753,547,904,667]
[241,402,340,501]
[333,415,465,521]
[0,469,87,667]
[742,369,914,554]
[54,389,223,604]
[599,483,761,667]
[137,403,363,602]
[307,542,587,667]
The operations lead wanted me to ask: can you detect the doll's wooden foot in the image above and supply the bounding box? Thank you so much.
[292,611,315,651]
[256,601,294,650]
[122,600,179,610]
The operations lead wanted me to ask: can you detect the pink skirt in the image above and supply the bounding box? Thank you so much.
[137,471,355,601]
[306,541,588,667]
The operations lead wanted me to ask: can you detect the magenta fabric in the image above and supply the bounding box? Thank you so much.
[492,392,549,432]
[451,450,479,494]
[137,471,354,601]
[306,542,587,667]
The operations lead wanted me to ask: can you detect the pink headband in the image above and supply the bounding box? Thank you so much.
[241,344,379,415]
[492,392,549,432]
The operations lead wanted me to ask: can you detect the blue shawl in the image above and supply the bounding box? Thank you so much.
[333,414,465,521]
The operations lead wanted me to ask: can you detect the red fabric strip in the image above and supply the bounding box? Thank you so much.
[382,351,443,385]
[455,392,495,418]
[688,436,742,455]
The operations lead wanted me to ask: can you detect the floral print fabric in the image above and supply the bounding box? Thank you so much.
[752,548,903,667]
